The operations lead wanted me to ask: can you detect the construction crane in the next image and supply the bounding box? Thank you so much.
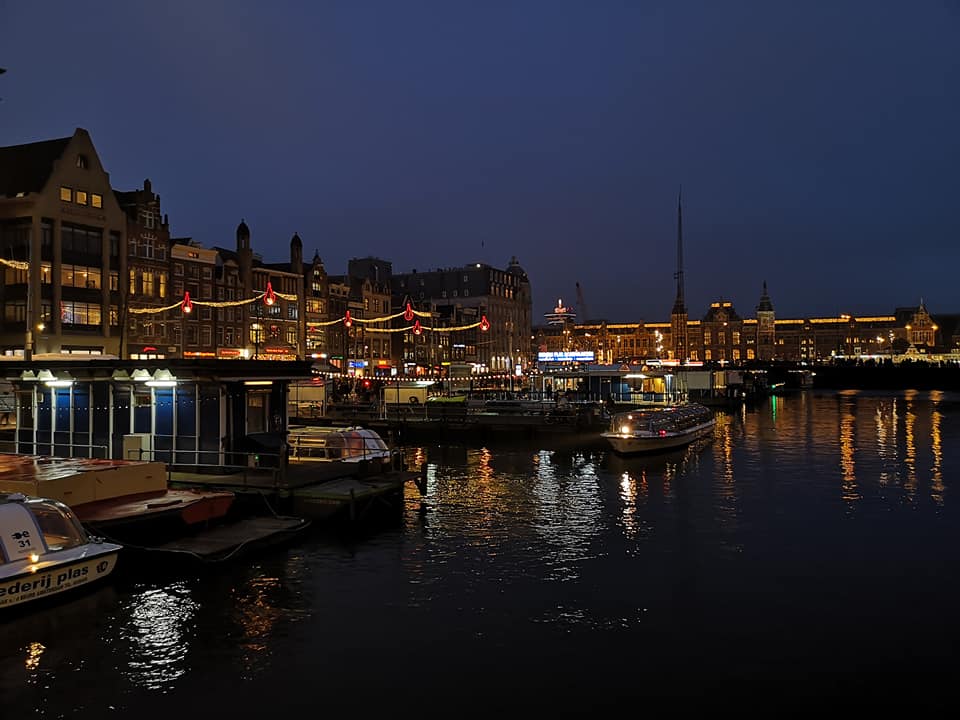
[575,282,590,324]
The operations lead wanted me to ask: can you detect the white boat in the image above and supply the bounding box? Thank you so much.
[1,493,121,610]
[287,425,393,465]
[601,403,716,455]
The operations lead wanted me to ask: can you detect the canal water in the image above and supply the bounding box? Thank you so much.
[3,390,959,715]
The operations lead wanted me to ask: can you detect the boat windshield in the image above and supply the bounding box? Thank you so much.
[27,500,89,551]
[1,498,89,561]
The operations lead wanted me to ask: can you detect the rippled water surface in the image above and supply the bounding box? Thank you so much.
[4,391,960,715]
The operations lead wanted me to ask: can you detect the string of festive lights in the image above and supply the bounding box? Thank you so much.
[128,294,489,333]
[0,258,30,271]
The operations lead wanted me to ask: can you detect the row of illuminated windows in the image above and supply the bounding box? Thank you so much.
[5,264,118,291]
[702,331,742,345]
[5,301,118,326]
[129,270,167,298]
[249,324,299,347]
[702,349,747,362]
[60,186,103,209]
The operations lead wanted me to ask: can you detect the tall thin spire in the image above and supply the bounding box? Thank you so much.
[672,186,686,315]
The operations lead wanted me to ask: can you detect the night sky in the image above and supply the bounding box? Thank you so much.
[2,1,958,323]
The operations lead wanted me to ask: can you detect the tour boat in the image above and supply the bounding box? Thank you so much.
[602,403,716,455]
[1,493,121,610]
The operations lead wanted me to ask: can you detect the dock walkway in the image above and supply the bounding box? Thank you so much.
[168,461,425,522]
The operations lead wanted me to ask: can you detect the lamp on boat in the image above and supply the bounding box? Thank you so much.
[146,368,177,388]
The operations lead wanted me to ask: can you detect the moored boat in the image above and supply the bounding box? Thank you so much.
[601,403,715,455]
[0,454,235,543]
[1,493,120,610]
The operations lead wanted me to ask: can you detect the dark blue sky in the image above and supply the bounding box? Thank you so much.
[2,1,958,322]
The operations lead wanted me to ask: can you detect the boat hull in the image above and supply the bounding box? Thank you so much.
[0,545,119,610]
[602,420,715,455]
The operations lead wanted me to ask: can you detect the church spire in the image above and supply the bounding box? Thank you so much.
[670,187,689,362]
[672,187,686,315]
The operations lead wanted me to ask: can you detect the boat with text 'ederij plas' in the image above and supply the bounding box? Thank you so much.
[1,493,121,611]
[601,403,716,455]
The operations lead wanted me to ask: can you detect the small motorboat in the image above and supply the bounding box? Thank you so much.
[1,493,121,610]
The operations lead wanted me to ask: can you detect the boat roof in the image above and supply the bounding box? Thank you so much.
[0,453,157,485]
[611,403,713,420]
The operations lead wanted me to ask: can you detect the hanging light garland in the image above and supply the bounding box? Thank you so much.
[0,258,30,271]
[129,288,299,315]
[128,289,490,334]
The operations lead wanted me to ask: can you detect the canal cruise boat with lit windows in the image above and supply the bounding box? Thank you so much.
[601,403,716,455]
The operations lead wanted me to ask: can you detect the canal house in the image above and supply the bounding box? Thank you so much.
[2,358,313,467]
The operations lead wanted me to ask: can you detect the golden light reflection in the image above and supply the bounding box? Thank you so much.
[232,576,285,672]
[875,402,891,486]
[930,391,944,506]
[904,391,917,500]
[717,413,735,486]
[478,447,493,485]
[839,397,859,505]
[24,641,45,671]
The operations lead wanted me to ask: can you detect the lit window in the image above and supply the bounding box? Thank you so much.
[60,187,73,202]
[91,193,102,208]
[76,154,88,169]
[76,191,88,206]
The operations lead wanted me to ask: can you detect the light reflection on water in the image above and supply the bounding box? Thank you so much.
[3,390,959,714]
[117,583,198,691]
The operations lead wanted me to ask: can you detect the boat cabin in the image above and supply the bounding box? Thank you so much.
[287,426,390,463]
[0,494,92,560]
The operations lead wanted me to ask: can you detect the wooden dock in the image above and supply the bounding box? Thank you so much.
[143,516,310,562]
[168,461,426,523]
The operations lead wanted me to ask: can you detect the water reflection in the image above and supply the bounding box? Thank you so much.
[839,393,859,506]
[117,583,198,690]
[5,391,960,716]
[24,641,44,672]
[531,449,603,582]
[931,390,944,505]
[904,389,918,499]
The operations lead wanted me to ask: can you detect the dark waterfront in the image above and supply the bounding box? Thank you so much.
[4,390,960,715]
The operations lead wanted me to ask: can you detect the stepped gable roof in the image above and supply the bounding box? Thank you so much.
[0,136,71,197]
